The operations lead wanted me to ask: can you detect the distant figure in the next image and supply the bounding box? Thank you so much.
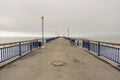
[70,39,75,46]
[77,40,79,46]
[39,42,42,47]
[65,37,67,40]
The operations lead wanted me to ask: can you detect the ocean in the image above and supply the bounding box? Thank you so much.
[89,36,120,43]
[0,37,40,44]
[0,36,119,44]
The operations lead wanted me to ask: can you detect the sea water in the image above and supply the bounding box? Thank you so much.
[0,37,40,44]
[89,36,120,43]
[0,36,119,44]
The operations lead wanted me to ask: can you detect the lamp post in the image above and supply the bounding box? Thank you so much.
[41,16,44,45]
[67,27,69,37]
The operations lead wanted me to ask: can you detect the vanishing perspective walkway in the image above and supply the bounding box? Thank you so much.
[0,38,120,80]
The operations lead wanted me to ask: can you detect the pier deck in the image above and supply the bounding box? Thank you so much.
[0,38,120,80]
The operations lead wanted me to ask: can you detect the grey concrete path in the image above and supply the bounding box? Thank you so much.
[0,38,120,80]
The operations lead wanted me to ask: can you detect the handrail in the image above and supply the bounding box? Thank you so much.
[0,39,41,63]
[88,40,120,46]
[76,38,120,46]
[65,37,120,67]
[75,37,120,46]
[0,37,58,63]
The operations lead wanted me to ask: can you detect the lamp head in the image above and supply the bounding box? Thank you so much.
[41,16,44,19]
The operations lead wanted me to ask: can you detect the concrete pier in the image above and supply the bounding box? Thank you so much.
[0,38,120,80]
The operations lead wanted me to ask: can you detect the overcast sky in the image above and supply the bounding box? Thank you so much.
[0,0,120,37]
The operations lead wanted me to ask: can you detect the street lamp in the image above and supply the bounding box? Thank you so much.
[41,16,44,45]
[67,27,69,37]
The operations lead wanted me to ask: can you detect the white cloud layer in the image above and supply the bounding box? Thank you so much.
[0,0,120,37]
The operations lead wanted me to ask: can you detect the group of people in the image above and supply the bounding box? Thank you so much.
[65,37,79,46]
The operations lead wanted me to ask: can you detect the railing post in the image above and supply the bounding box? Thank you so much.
[88,41,90,51]
[35,41,37,47]
[98,42,100,56]
[82,40,84,48]
[19,42,21,56]
[118,49,120,67]
[30,41,32,51]
[0,48,2,62]
[77,40,79,46]
[37,40,39,48]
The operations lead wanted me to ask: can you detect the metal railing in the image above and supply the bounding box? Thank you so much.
[0,37,58,63]
[82,39,120,67]
[0,39,41,63]
[65,37,120,67]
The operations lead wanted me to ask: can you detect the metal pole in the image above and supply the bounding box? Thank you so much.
[55,30,57,37]
[19,42,21,56]
[98,42,100,56]
[41,16,44,45]
[67,27,69,37]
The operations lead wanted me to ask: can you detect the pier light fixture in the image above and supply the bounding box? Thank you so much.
[41,16,44,45]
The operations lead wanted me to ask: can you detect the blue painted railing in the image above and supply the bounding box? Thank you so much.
[0,37,58,63]
[0,40,41,63]
[82,40,120,67]
[65,37,120,67]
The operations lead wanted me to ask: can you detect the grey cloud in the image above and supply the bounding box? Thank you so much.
[0,0,120,36]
